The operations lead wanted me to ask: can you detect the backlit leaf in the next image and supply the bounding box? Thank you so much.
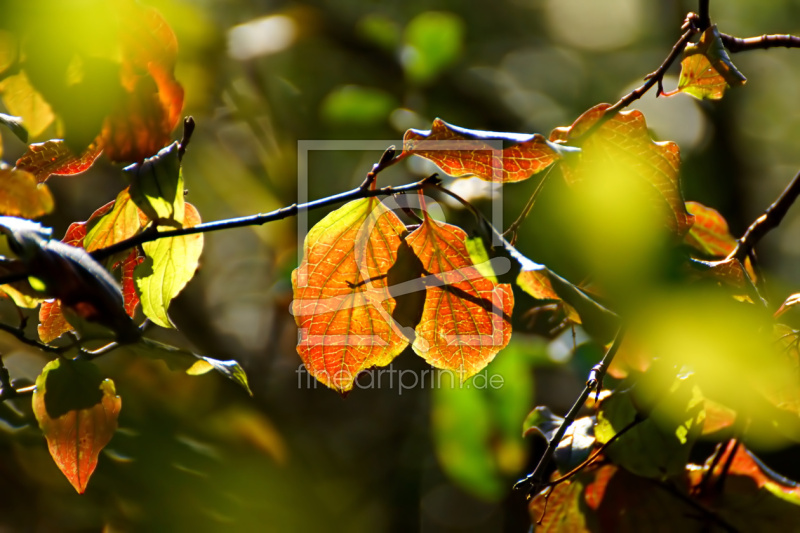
[402,118,577,182]
[83,188,144,253]
[0,72,55,139]
[0,168,53,218]
[684,201,736,257]
[550,103,693,237]
[32,358,121,494]
[406,209,513,380]
[187,357,253,396]
[668,25,746,101]
[132,337,252,395]
[124,141,184,224]
[291,198,409,393]
[15,140,102,183]
[135,202,203,328]
[100,2,183,162]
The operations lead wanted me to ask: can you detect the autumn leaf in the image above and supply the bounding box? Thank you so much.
[550,103,693,237]
[684,201,736,257]
[402,118,578,182]
[0,168,53,218]
[405,209,513,381]
[0,72,55,139]
[83,188,144,253]
[135,202,203,328]
[38,205,141,343]
[2,0,183,163]
[665,25,746,101]
[291,197,409,393]
[15,140,102,183]
[32,358,121,494]
[529,475,590,532]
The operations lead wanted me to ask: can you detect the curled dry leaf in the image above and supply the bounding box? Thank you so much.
[402,118,578,182]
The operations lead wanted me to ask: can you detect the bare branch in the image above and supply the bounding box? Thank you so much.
[722,32,800,53]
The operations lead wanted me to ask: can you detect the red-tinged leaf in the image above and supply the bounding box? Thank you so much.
[684,201,736,257]
[405,210,513,381]
[38,300,72,344]
[550,103,693,237]
[402,118,577,182]
[689,257,752,290]
[686,443,800,528]
[0,72,55,139]
[100,2,183,163]
[32,358,121,494]
[291,198,409,393]
[120,249,144,317]
[83,188,144,253]
[666,25,746,101]
[583,465,700,532]
[0,168,54,218]
[15,140,102,183]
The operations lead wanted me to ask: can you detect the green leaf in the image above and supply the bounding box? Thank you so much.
[402,11,464,84]
[124,142,184,225]
[135,203,203,328]
[133,337,253,395]
[595,374,704,479]
[320,86,397,126]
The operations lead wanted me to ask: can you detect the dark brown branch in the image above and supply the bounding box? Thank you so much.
[514,328,626,494]
[177,117,196,161]
[578,18,699,140]
[734,169,800,261]
[722,32,800,53]
[90,173,440,262]
[698,0,711,31]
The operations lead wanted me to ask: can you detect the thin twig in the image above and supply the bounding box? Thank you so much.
[698,0,711,31]
[514,328,626,494]
[722,33,800,53]
[734,169,800,262]
[577,18,699,141]
[503,165,554,245]
[545,414,643,488]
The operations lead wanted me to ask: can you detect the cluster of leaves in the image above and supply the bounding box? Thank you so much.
[291,16,800,528]
[0,1,250,494]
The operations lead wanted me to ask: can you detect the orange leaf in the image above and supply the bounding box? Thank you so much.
[38,300,72,344]
[101,2,183,162]
[0,168,54,218]
[83,188,145,253]
[291,198,409,393]
[684,201,736,257]
[516,269,560,301]
[666,25,746,101]
[550,103,693,237]
[402,118,575,182]
[15,140,103,183]
[32,358,121,494]
[406,210,513,380]
[0,72,55,139]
